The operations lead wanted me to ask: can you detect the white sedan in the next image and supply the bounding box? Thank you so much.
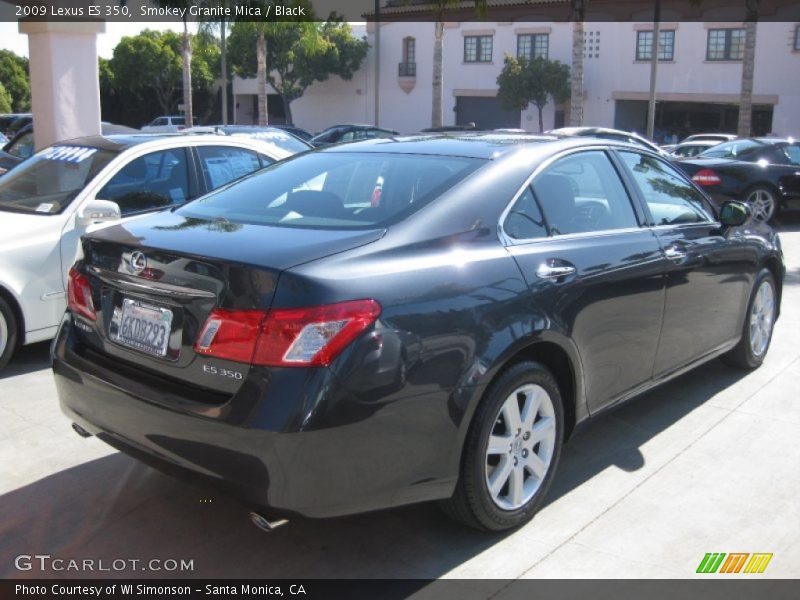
[0,133,292,368]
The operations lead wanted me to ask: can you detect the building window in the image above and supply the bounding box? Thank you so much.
[636,30,675,61]
[399,37,416,76]
[464,35,493,63]
[517,34,549,59]
[795,25,800,51]
[707,28,746,60]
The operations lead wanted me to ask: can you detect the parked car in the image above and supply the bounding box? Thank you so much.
[547,127,670,157]
[141,116,192,133]
[682,133,737,144]
[676,137,800,222]
[5,114,32,137]
[309,124,399,147]
[52,134,783,532]
[0,124,35,175]
[0,122,141,176]
[182,125,312,154]
[269,124,314,141]
[665,139,721,158]
[0,134,292,369]
[0,113,30,137]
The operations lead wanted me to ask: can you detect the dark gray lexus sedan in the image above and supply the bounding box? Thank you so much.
[52,134,784,531]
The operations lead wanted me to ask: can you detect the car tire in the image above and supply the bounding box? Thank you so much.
[440,360,564,531]
[745,185,779,223]
[0,297,19,370]
[722,268,777,370]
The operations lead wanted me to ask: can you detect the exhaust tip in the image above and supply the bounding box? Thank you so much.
[249,511,289,533]
[71,423,92,438]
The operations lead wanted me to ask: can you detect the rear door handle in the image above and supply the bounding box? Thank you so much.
[536,260,577,280]
[664,245,688,261]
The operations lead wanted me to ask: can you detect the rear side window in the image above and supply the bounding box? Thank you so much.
[699,139,762,159]
[196,146,263,190]
[98,148,190,215]
[503,187,547,240]
[179,152,484,229]
[530,151,638,236]
[619,151,713,225]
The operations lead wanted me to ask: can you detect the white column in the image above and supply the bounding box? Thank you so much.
[19,21,105,150]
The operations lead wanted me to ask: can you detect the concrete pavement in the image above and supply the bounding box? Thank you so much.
[1,220,798,585]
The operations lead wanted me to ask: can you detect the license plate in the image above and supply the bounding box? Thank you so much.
[112,298,172,357]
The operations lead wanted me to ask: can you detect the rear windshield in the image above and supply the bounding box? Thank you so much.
[698,139,762,159]
[179,152,484,229]
[0,145,117,214]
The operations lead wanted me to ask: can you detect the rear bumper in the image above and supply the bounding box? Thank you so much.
[52,316,459,518]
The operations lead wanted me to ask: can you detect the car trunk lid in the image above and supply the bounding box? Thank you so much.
[74,212,384,398]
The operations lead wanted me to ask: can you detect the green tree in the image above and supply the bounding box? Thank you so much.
[228,18,367,124]
[0,49,30,112]
[103,29,218,127]
[0,82,13,114]
[497,55,570,133]
[110,29,183,117]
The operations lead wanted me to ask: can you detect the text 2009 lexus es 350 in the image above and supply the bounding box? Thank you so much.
[53,134,784,531]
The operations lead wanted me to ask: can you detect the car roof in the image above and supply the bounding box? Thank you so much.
[52,133,182,151]
[318,132,646,160]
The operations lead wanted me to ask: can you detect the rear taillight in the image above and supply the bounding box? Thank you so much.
[67,267,96,321]
[691,168,721,186]
[194,299,381,367]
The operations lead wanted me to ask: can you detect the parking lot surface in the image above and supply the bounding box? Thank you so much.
[1,220,799,585]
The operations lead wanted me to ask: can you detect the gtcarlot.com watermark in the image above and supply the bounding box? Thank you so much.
[14,554,194,573]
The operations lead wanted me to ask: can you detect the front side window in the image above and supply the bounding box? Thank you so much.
[517,34,549,59]
[179,152,484,230]
[530,151,639,236]
[464,35,493,62]
[636,30,675,61]
[0,145,116,215]
[197,146,263,190]
[619,151,713,226]
[778,143,800,165]
[98,148,190,215]
[707,28,745,61]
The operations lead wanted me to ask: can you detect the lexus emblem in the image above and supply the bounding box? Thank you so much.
[129,251,147,275]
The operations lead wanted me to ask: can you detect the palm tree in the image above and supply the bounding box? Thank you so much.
[157,0,193,126]
[256,26,268,125]
[738,0,760,137]
[181,16,193,127]
[428,0,486,129]
[569,0,586,126]
[197,1,231,124]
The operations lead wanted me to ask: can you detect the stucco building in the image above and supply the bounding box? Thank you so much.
[233,19,800,139]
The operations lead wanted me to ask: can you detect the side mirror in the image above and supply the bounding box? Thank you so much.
[719,201,750,227]
[77,199,122,227]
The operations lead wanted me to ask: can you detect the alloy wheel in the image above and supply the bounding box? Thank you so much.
[0,310,7,358]
[749,279,775,357]
[485,383,557,511]
[747,188,776,222]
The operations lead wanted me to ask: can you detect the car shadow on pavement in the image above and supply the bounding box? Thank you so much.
[0,342,51,379]
[0,355,749,580]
